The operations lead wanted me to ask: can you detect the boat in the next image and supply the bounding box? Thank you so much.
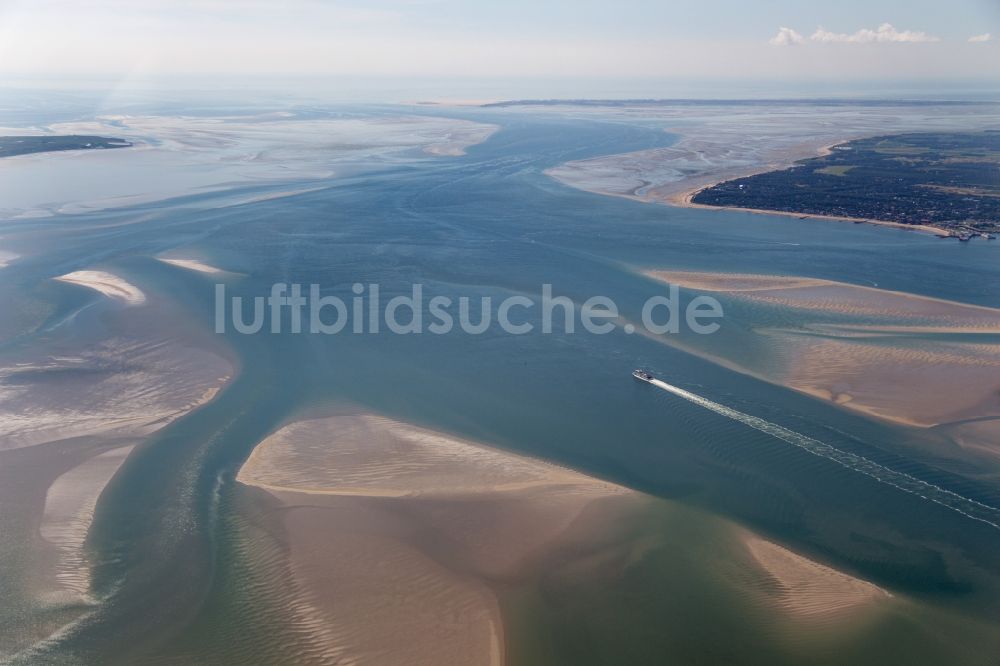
[633,369,654,382]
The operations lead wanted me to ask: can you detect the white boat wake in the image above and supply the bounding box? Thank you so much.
[646,377,1000,531]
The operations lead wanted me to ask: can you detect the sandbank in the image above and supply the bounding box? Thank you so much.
[743,534,889,621]
[54,270,146,306]
[644,270,1000,427]
[237,412,639,665]
[157,258,224,274]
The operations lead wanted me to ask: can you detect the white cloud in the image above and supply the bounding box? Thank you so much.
[769,27,804,47]
[968,33,992,43]
[811,23,940,44]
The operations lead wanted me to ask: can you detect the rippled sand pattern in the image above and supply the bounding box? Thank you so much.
[791,340,1000,427]
[39,445,134,600]
[646,270,1000,427]
[0,338,230,451]
[239,414,625,498]
[744,535,889,621]
[650,271,1000,329]
[236,412,636,665]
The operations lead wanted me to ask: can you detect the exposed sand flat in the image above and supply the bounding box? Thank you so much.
[0,339,231,451]
[156,258,224,274]
[232,412,904,663]
[743,534,889,621]
[649,270,1000,328]
[237,412,638,665]
[790,340,1000,427]
[54,270,146,306]
[1,114,499,219]
[38,445,134,601]
[650,272,831,293]
[645,270,1000,427]
[541,101,1000,234]
[239,414,626,499]
[270,497,504,666]
[424,124,499,156]
[0,291,232,655]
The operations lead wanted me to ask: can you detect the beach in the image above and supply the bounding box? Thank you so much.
[667,178,951,237]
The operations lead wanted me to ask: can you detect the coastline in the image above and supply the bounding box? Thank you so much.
[662,139,950,237]
[547,135,952,237]
[667,177,951,238]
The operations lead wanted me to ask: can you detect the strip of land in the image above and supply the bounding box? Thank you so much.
[0,135,131,159]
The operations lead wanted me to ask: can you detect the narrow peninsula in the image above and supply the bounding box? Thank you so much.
[0,135,132,158]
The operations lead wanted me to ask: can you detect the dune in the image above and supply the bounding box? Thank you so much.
[54,270,146,306]
[236,412,639,665]
[743,534,889,621]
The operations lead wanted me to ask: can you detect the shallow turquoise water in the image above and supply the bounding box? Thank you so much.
[3,108,1000,662]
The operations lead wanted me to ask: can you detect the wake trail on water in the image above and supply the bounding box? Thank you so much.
[647,378,1000,531]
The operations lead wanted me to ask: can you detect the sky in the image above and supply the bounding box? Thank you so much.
[0,0,996,91]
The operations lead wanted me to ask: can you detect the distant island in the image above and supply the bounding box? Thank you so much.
[0,135,132,158]
[482,98,995,108]
[691,131,1000,240]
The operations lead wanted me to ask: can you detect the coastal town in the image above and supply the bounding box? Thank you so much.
[692,131,1000,239]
